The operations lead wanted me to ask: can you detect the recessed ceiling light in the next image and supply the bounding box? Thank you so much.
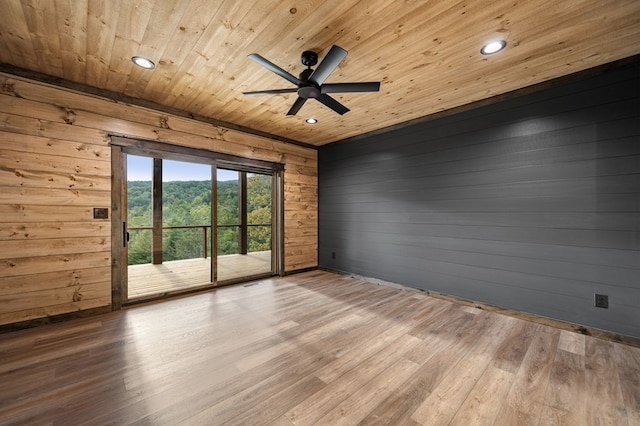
[131,56,156,69]
[480,40,507,55]
[305,118,318,124]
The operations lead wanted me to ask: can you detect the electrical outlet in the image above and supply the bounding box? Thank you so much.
[594,293,608,309]
[332,252,336,259]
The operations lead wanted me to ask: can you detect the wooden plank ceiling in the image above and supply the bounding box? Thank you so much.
[1,0,639,146]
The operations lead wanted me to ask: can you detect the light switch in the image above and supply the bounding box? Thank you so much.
[93,208,109,219]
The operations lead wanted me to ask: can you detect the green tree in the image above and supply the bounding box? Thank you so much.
[126,176,272,264]
[247,174,272,251]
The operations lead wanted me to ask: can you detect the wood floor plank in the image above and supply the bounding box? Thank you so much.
[557,329,586,355]
[493,328,561,425]
[615,342,640,424]
[409,312,517,425]
[411,350,495,425]
[405,301,462,340]
[233,312,363,372]
[314,357,421,426]
[0,270,638,425]
[449,366,515,425]
[491,319,541,374]
[186,374,327,426]
[360,311,505,425]
[539,348,586,425]
[314,321,420,385]
[286,334,422,425]
[584,338,630,425]
[123,346,335,425]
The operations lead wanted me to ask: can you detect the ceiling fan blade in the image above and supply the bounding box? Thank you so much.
[287,97,308,115]
[321,82,381,94]
[309,45,348,86]
[248,53,303,86]
[243,88,298,96]
[316,94,350,115]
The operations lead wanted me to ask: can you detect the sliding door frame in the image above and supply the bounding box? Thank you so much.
[110,136,284,309]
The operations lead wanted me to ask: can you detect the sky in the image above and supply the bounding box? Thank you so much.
[127,155,239,181]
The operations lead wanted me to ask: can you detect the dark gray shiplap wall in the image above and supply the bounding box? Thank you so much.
[319,62,640,338]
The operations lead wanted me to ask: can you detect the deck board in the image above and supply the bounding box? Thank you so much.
[127,251,272,299]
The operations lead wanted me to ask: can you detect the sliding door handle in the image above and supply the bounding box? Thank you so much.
[123,222,129,247]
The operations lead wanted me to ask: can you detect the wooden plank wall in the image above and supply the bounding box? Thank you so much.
[319,62,640,339]
[0,73,317,327]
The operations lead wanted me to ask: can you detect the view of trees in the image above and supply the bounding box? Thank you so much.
[127,174,271,265]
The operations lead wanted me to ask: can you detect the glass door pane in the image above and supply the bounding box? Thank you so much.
[161,160,212,287]
[126,155,153,267]
[216,169,273,282]
[126,155,213,300]
[216,169,240,281]
[246,172,272,275]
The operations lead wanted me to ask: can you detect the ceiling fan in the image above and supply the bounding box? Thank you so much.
[243,45,381,116]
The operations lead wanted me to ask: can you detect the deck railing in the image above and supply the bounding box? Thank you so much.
[128,223,271,260]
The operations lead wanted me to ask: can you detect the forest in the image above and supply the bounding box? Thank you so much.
[127,174,272,265]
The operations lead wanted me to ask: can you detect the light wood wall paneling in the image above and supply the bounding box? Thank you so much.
[0,187,110,207]
[0,222,110,241]
[0,237,110,260]
[0,282,111,315]
[0,112,110,145]
[1,252,111,279]
[0,205,102,223]
[0,296,111,327]
[0,168,111,192]
[0,131,110,160]
[0,267,111,296]
[1,75,317,163]
[0,70,317,327]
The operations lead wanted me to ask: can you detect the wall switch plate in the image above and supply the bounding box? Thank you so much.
[93,207,109,219]
[594,293,609,309]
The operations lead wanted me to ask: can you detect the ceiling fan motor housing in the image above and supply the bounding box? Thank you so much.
[299,68,314,82]
[301,50,318,67]
[298,85,321,99]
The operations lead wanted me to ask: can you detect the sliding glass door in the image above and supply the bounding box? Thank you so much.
[112,140,282,304]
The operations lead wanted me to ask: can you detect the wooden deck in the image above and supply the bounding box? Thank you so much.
[1,270,638,424]
[127,251,272,299]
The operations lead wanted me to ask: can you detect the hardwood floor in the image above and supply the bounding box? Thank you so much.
[127,251,273,299]
[0,270,638,425]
